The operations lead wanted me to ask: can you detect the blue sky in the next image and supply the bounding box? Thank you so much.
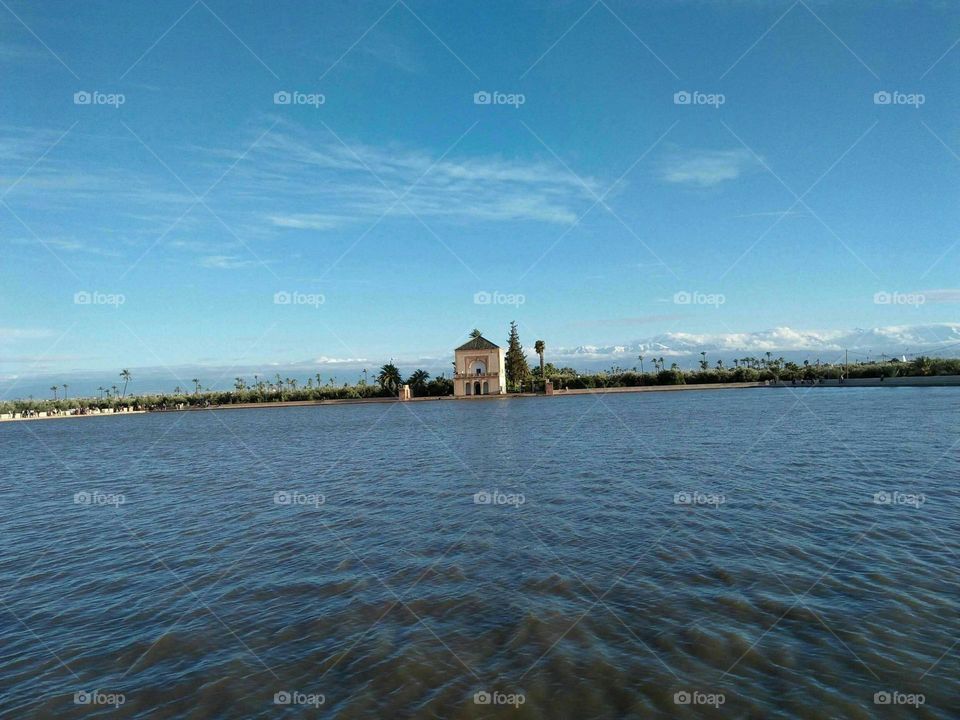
[2,0,959,395]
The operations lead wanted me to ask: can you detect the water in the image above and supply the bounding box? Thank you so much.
[1,387,957,718]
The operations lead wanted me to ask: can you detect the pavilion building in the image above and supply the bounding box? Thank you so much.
[453,335,506,396]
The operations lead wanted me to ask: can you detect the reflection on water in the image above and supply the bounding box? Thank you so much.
[1,387,957,718]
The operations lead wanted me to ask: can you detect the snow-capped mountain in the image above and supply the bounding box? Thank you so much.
[554,323,960,367]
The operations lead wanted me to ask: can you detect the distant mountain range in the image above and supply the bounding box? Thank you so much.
[551,323,960,367]
[3,324,959,399]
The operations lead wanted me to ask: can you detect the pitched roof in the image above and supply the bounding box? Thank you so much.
[455,335,500,351]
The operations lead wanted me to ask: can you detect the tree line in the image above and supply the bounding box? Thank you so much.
[3,341,958,415]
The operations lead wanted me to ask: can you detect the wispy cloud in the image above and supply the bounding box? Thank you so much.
[921,288,960,304]
[267,213,352,230]
[225,123,600,229]
[1,122,601,269]
[733,209,806,219]
[198,255,258,270]
[0,327,54,342]
[0,43,49,63]
[661,148,760,187]
[8,236,123,258]
[360,29,422,74]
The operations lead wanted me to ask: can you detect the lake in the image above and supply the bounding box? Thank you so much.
[1,387,957,718]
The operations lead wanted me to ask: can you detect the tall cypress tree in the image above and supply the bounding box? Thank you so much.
[505,321,530,392]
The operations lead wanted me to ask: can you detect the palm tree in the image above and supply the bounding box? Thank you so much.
[716,359,724,370]
[111,385,118,398]
[534,340,546,389]
[407,369,430,396]
[174,386,182,395]
[192,378,200,395]
[234,377,245,392]
[408,369,429,384]
[699,351,708,371]
[62,383,68,400]
[377,362,402,394]
[912,356,933,376]
[120,369,132,398]
[98,386,104,401]
[50,385,58,401]
[638,355,645,374]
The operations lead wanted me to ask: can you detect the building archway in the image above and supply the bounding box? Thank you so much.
[474,381,481,396]
[482,381,489,395]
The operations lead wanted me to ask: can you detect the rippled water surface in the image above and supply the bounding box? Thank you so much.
[1,388,958,718]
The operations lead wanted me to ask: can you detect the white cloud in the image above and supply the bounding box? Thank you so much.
[733,210,805,219]
[198,255,258,270]
[234,123,598,228]
[0,43,47,62]
[921,289,960,304]
[8,236,123,258]
[662,149,759,187]
[551,323,960,364]
[0,327,54,342]
[268,213,352,230]
[360,30,422,74]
